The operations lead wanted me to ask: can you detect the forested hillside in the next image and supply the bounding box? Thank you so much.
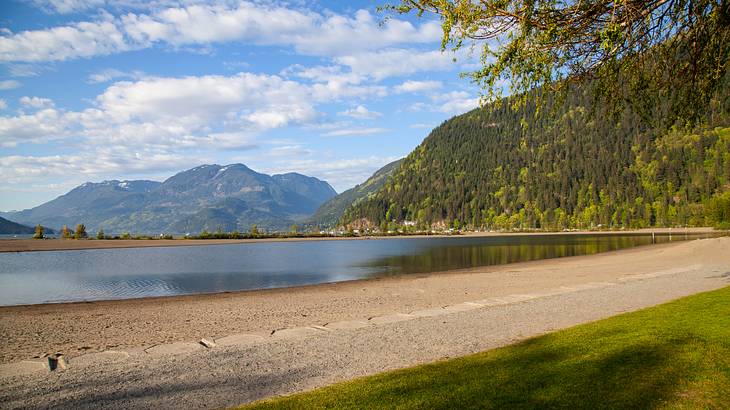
[0,217,35,235]
[307,159,403,228]
[343,79,730,231]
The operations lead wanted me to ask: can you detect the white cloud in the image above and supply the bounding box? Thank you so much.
[1,3,441,62]
[222,60,250,71]
[28,0,108,14]
[309,80,387,101]
[286,64,362,85]
[395,80,442,93]
[97,72,313,121]
[336,49,457,81]
[0,108,69,147]
[338,105,382,120]
[410,91,481,114]
[19,96,55,109]
[87,68,145,83]
[244,106,317,130]
[0,71,318,149]
[434,91,481,113]
[7,64,43,77]
[124,5,441,57]
[322,127,389,137]
[0,18,129,62]
[28,0,187,14]
[266,144,314,158]
[258,156,401,192]
[281,9,441,57]
[0,80,21,90]
[200,132,258,150]
[283,64,388,100]
[0,148,197,187]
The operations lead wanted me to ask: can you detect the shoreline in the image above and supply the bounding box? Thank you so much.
[1,239,683,309]
[0,227,719,253]
[1,236,727,365]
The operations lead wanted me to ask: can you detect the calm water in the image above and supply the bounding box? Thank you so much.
[0,232,723,306]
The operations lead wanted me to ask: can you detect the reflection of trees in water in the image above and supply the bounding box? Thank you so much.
[361,234,711,276]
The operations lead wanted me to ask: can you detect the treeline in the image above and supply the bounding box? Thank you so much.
[343,77,730,231]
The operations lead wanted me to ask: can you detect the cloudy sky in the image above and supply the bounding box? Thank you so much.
[0,0,480,211]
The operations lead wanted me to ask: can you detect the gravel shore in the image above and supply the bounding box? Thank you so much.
[0,236,721,365]
[0,237,728,409]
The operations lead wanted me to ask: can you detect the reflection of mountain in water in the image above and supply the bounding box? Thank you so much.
[353,234,692,276]
[0,233,721,306]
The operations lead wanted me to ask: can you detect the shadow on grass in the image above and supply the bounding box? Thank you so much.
[243,286,730,410]
[354,336,693,410]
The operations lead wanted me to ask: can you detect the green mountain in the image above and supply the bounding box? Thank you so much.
[307,159,403,228]
[0,217,55,235]
[2,164,337,234]
[0,217,35,235]
[343,83,730,231]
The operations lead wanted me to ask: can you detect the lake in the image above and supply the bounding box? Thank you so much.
[0,232,723,306]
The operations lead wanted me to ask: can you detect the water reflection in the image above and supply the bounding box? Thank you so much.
[357,234,682,275]
[0,233,722,306]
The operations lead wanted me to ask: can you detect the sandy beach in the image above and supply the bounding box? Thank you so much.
[0,235,727,365]
[0,236,727,409]
[0,227,717,253]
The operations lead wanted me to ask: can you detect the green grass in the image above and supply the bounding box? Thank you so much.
[242,286,730,409]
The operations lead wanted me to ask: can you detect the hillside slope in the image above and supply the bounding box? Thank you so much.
[343,82,730,231]
[307,159,403,228]
[0,217,35,235]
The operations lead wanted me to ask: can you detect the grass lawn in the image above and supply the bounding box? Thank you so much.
[241,285,730,409]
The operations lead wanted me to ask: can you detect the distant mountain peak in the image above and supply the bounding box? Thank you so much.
[4,163,337,233]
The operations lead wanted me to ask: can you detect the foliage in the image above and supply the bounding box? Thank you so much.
[385,0,730,123]
[32,224,44,239]
[307,159,404,228]
[250,224,259,237]
[74,224,87,239]
[343,78,730,230]
[60,224,72,239]
[705,191,730,228]
[96,228,105,240]
[243,286,730,409]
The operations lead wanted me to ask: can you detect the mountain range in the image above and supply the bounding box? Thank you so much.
[2,164,338,234]
[8,69,728,234]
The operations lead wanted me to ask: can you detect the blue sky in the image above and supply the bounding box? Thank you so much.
[0,0,481,211]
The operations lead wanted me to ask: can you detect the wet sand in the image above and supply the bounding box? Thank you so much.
[0,235,727,365]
